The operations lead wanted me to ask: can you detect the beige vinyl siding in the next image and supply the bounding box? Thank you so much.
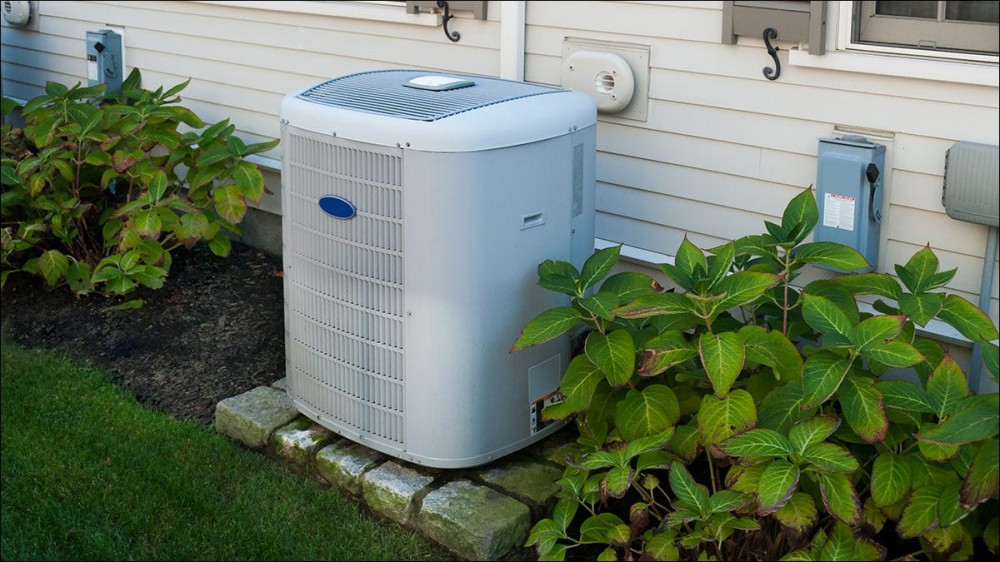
[524,0,998,324]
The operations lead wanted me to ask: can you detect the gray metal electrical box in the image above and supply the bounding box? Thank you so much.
[943,142,999,228]
[86,29,123,95]
[814,135,886,273]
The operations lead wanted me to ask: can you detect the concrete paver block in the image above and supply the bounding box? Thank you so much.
[316,441,384,496]
[214,386,299,449]
[415,479,532,561]
[361,461,434,525]
[478,457,563,512]
[272,418,332,466]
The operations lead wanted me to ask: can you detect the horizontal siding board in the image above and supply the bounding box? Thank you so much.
[597,212,728,257]
[888,170,947,212]
[885,240,998,299]
[526,0,721,43]
[887,206,991,259]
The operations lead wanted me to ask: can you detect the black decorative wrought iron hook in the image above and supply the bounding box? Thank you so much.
[437,1,461,42]
[762,27,781,80]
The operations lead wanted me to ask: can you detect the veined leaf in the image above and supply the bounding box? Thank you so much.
[871,453,911,508]
[669,461,710,518]
[132,210,162,239]
[876,380,936,414]
[666,423,701,463]
[897,486,940,539]
[674,237,707,279]
[605,466,633,498]
[726,463,766,493]
[719,428,792,459]
[637,342,698,377]
[759,381,814,434]
[511,307,581,351]
[795,242,869,272]
[586,329,635,386]
[699,332,745,398]
[615,385,679,441]
[738,325,803,381]
[538,273,577,297]
[788,415,840,455]
[38,249,69,286]
[802,293,854,341]
[526,518,563,555]
[147,170,168,203]
[839,375,888,444]
[899,293,944,327]
[775,492,818,534]
[801,442,859,473]
[576,291,618,321]
[818,471,862,526]
[830,272,902,300]
[863,340,924,368]
[926,354,969,418]
[697,390,757,457]
[938,481,970,528]
[213,183,247,224]
[938,294,999,342]
[716,271,781,310]
[641,530,679,562]
[578,245,620,291]
[626,428,676,460]
[708,490,752,514]
[916,394,999,445]
[781,188,819,245]
[552,355,603,415]
[612,291,692,319]
[599,271,661,304]
[232,161,264,203]
[984,342,999,382]
[961,438,999,508]
[819,522,859,561]
[801,351,853,409]
[851,315,905,352]
[705,241,735,292]
[895,245,940,293]
[579,513,627,544]
[757,460,800,515]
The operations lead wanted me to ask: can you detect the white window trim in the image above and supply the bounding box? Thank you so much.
[195,1,441,26]
[788,2,998,87]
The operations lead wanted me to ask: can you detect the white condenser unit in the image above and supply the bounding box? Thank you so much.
[279,70,596,468]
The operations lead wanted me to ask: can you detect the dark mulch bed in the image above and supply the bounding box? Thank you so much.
[0,241,286,427]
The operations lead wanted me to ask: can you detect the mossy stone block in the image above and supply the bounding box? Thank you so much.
[316,441,384,495]
[214,386,299,449]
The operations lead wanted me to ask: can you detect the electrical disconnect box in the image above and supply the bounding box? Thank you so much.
[86,29,123,95]
[943,141,999,228]
[814,135,886,273]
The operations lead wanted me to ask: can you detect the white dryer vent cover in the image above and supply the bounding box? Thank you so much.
[298,69,561,122]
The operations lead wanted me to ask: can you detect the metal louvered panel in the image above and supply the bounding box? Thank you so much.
[298,69,560,121]
[284,129,405,445]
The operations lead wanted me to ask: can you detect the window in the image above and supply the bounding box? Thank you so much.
[854,1,999,55]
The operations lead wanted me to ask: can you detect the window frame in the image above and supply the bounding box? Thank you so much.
[854,1,999,56]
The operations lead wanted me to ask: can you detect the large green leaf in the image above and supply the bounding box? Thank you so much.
[897,486,940,539]
[637,338,698,377]
[801,351,853,409]
[616,385,679,441]
[960,438,999,508]
[937,294,999,342]
[899,293,944,327]
[817,472,862,526]
[802,294,854,342]
[863,340,924,368]
[176,212,210,243]
[759,381,814,434]
[851,315,905,352]
[839,375,888,444]
[801,442,859,473]
[705,241,735,292]
[757,460,800,515]
[699,332,745,398]
[917,394,999,445]
[674,237,707,279]
[669,461,710,517]
[577,291,619,321]
[895,245,941,293]
[586,329,635,386]
[925,354,969,418]
[511,307,581,351]
[871,452,911,508]
[819,522,859,561]
[612,292,693,319]
[579,245,621,291]
[38,249,69,286]
[579,513,627,544]
[148,169,168,203]
[213,183,247,224]
[551,355,603,415]
[605,466,633,498]
[538,273,577,297]
[937,481,970,528]
[697,390,757,457]
[708,490,752,514]
[984,342,999,382]
[774,492,818,534]
[781,188,819,244]
[876,380,937,414]
[641,530,679,562]
[795,242,869,272]
[788,415,840,455]
[738,325,803,381]
[830,272,902,300]
[599,272,661,304]
[719,428,792,459]
[132,209,163,239]
[232,161,264,203]
[716,271,781,310]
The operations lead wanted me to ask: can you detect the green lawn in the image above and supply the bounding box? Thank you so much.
[1,343,451,561]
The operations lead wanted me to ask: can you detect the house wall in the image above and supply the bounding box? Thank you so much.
[2,1,997,375]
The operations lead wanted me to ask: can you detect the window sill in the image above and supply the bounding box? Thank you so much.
[195,1,441,26]
[788,47,999,88]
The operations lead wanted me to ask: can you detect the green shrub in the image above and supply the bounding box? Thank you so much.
[513,188,1000,561]
[1,70,277,297]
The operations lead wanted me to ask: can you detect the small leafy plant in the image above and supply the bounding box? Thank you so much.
[1,70,278,299]
[513,188,999,561]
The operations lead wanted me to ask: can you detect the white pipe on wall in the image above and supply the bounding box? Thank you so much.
[499,0,526,81]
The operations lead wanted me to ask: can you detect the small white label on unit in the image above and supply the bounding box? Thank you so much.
[823,193,856,231]
[87,59,99,82]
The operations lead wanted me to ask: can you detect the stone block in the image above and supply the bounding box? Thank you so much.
[478,457,563,512]
[361,461,434,525]
[214,386,300,449]
[316,441,384,496]
[272,418,332,467]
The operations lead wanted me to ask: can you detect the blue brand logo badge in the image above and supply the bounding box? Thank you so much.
[318,195,357,219]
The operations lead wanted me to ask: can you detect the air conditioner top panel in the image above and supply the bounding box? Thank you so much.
[281,70,596,153]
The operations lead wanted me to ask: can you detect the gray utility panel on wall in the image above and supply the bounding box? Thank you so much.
[279,70,596,469]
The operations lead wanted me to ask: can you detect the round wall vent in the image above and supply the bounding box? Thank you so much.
[3,1,33,27]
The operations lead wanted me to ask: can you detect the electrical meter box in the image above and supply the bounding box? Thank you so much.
[814,135,886,273]
[86,29,123,95]
[943,141,999,228]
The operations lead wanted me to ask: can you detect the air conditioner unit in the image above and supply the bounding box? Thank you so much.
[279,70,596,468]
